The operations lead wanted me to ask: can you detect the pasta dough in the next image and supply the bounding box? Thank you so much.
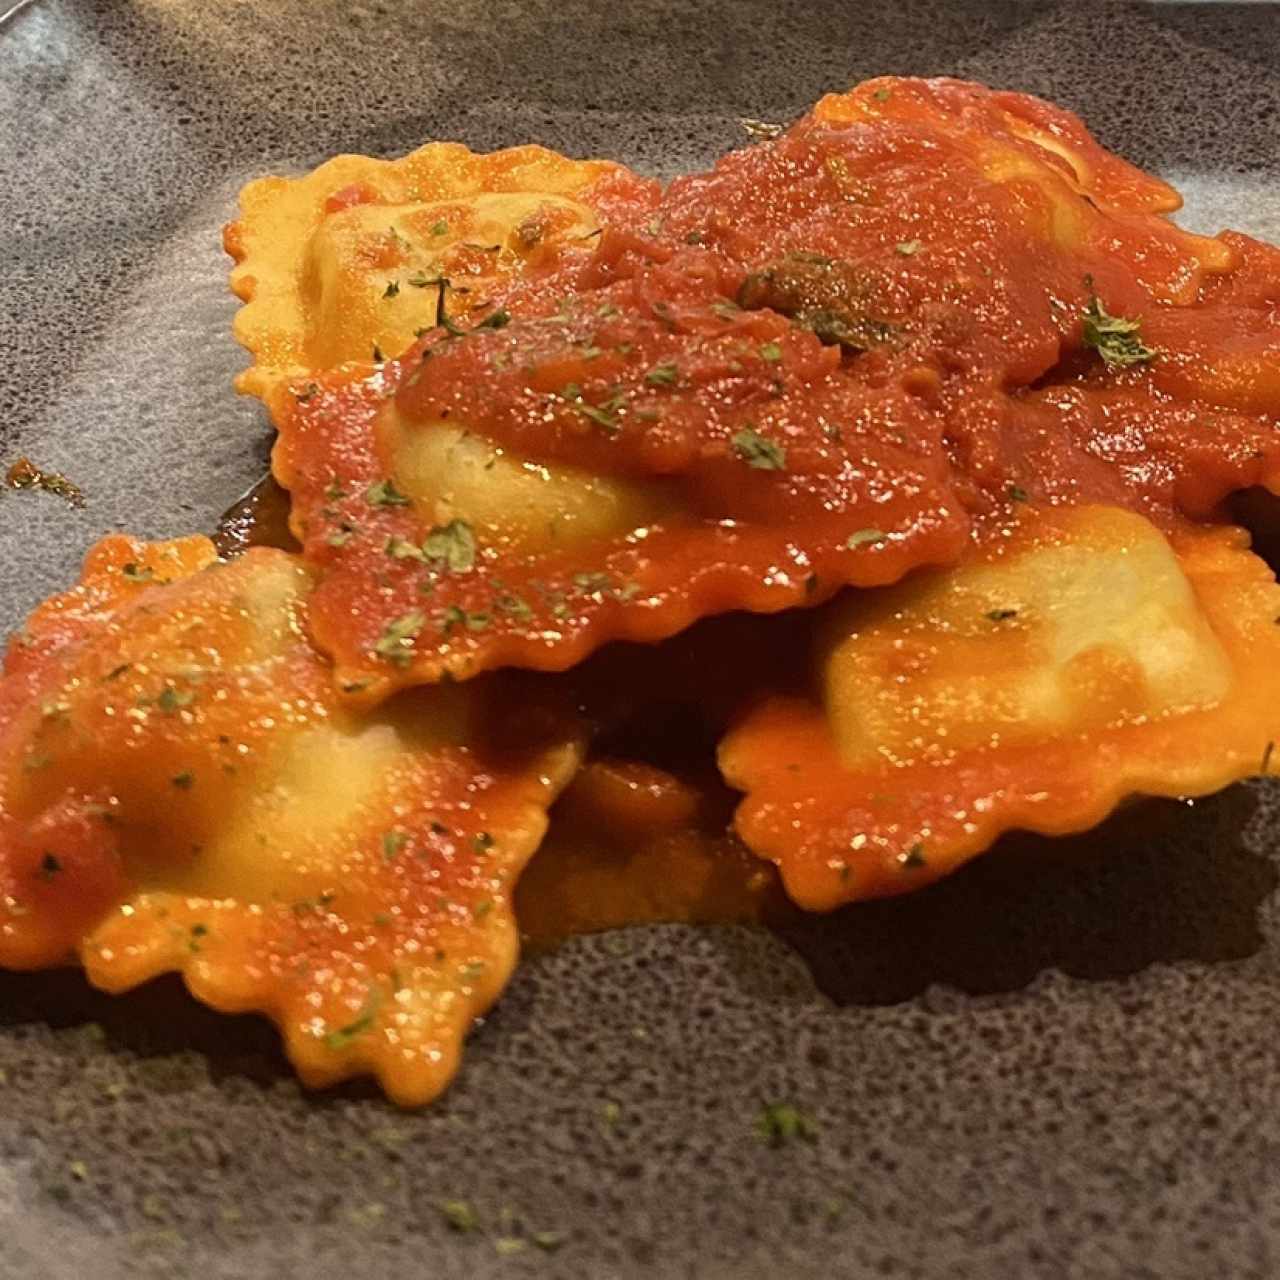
[226,140,656,397]
[0,535,582,1104]
[720,506,1280,911]
[259,78,1280,697]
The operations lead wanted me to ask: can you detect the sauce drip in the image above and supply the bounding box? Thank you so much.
[6,456,84,508]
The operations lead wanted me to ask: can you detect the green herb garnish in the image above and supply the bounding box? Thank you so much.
[422,519,476,572]
[644,363,679,386]
[1081,292,1156,367]
[365,478,411,508]
[374,610,425,666]
[441,605,490,634]
[731,428,787,471]
[157,686,195,715]
[756,1102,817,1146]
[171,771,195,790]
[846,528,887,550]
[383,280,401,299]
[759,341,783,362]
[323,986,383,1051]
[385,536,426,561]
[439,1200,478,1232]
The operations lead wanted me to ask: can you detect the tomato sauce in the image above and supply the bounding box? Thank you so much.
[271,79,1280,703]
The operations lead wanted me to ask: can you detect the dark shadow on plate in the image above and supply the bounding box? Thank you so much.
[775,784,1276,1007]
[0,967,298,1085]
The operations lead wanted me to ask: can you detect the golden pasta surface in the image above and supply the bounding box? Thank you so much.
[6,76,1280,1104]
[0,536,582,1104]
[720,507,1280,910]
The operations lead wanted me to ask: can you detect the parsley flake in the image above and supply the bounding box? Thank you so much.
[731,428,787,471]
[422,519,477,572]
[382,831,408,861]
[644,363,679,387]
[759,341,783,362]
[576,396,624,436]
[986,608,1018,622]
[430,220,448,235]
[156,686,195,715]
[895,239,923,256]
[365,478,411,508]
[441,605,490,635]
[385,536,426,561]
[846,528,887,550]
[383,280,401,299]
[120,563,154,583]
[573,571,613,594]
[1081,292,1156,368]
[374,610,425,666]
[756,1102,817,1146]
[440,1200,478,1232]
[1006,483,1029,503]
[171,771,195,790]
[37,853,62,881]
[323,986,383,1051]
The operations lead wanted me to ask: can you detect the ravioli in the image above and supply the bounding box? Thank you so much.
[515,759,782,946]
[226,140,656,398]
[720,506,1280,911]
[0,535,582,1104]
[260,77,1280,697]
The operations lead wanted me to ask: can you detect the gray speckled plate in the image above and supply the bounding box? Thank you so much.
[4,2,1280,1277]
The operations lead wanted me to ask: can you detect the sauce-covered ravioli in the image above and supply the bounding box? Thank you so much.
[719,507,1280,911]
[226,140,655,397]
[262,77,1280,697]
[0,535,582,1104]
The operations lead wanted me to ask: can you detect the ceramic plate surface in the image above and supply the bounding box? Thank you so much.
[2,2,1280,1276]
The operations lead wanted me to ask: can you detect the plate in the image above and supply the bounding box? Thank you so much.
[3,2,1279,1276]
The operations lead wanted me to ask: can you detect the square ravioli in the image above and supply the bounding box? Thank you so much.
[0,535,582,1104]
[226,140,657,397]
[719,506,1280,911]
[254,78,1280,697]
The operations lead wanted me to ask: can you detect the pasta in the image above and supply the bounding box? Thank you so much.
[257,79,1280,698]
[0,535,582,1104]
[720,507,1280,910]
[226,142,656,398]
[6,76,1280,1103]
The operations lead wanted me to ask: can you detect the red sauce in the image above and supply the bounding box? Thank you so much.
[272,78,1280,701]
